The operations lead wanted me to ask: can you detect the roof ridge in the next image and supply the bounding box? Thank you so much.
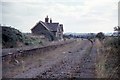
[40,21,50,31]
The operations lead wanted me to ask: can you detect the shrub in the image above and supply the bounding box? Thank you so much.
[96,32,105,40]
[2,26,24,48]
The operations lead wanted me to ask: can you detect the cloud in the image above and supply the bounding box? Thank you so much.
[1,0,119,33]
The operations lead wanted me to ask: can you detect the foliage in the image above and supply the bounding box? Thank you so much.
[2,26,24,48]
[23,34,44,46]
[114,26,120,37]
[63,33,96,39]
[99,26,120,78]
[96,32,105,40]
[114,26,120,32]
[111,26,119,46]
[2,26,44,48]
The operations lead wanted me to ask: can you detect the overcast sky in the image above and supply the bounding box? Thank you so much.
[0,0,119,33]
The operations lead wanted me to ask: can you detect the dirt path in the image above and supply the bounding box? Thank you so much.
[3,39,99,78]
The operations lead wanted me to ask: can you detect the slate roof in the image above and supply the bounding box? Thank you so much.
[31,20,64,32]
[46,23,59,31]
[32,21,59,32]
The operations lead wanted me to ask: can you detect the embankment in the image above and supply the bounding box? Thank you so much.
[2,39,75,65]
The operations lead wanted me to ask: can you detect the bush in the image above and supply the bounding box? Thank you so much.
[102,37,120,78]
[2,26,24,48]
[96,32,105,40]
[104,37,120,48]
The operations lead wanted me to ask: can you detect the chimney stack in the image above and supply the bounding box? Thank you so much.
[45,15,49,23]
[50,18,52,23]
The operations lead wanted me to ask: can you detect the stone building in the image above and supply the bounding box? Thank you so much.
[31,16,64,41]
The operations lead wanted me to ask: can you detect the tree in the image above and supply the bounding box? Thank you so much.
[114,26,120,37]
[114,26,120,46]
[96,32,105,40]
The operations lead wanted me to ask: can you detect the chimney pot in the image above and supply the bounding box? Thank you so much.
[50,18,52,23]
[45,15,49,23]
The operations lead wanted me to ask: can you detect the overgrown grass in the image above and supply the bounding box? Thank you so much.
[96,37,119,78]
[23,35,44,46]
